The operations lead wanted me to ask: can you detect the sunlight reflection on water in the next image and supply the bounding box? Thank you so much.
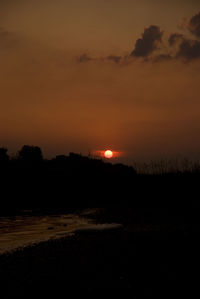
[0,214,93,254]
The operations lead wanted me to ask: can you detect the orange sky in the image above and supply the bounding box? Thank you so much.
[1,0,200,163]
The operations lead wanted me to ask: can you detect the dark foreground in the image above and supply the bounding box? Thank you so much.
[1,151,200,213]
[0,208,199,298]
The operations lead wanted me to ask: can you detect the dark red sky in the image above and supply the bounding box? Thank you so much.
[1,1,200,163]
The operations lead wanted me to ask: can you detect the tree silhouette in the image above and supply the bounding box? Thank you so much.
[0,147,9,162]
[18,145,43,162]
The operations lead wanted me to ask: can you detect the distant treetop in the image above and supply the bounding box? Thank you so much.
[18,145,43,162]
[0,147,9,162]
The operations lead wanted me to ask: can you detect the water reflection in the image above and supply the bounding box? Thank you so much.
[0,214,93,254]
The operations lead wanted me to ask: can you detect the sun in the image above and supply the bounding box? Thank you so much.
[104,150,113,159]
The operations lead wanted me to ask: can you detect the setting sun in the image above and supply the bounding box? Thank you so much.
[104,150,113,159]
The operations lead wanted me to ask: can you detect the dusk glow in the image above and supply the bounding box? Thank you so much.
[1,0,200,162]
[0,2,198,297]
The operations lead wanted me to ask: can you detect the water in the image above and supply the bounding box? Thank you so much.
[0,213,94,254]
[0,211,123,255]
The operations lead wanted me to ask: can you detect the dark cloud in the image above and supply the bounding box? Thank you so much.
[176,38,200,60]
[77,11,200,65]
[107,55,121,63]
[131,25,163,57]
[77,54,92,63]
[0,26,18,50]
[77,53,122,64]
[153,54,173,63]
[188,12,200,38]
[168,33,184,46]
[168,27,200,61]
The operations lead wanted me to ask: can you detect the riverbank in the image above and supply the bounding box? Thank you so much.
[0,209,199,298]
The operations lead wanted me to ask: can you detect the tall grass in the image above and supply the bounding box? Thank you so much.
[132,158,200,175]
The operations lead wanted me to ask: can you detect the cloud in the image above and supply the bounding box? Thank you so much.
[168,31,200,61]
[77,53,123,64]
[131,25,163,57]
[0,26,19,50]
[176,38,200,60]
[106,55,122,63]
[77,53,92,63]
[76,11,200,65]
[153,54,173,63]
[168,33,184,47]
[188,12,200,38]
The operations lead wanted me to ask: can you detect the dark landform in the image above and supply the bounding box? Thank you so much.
[0,145,200,214]
[0,145,200,297]
[0,208,200,298]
